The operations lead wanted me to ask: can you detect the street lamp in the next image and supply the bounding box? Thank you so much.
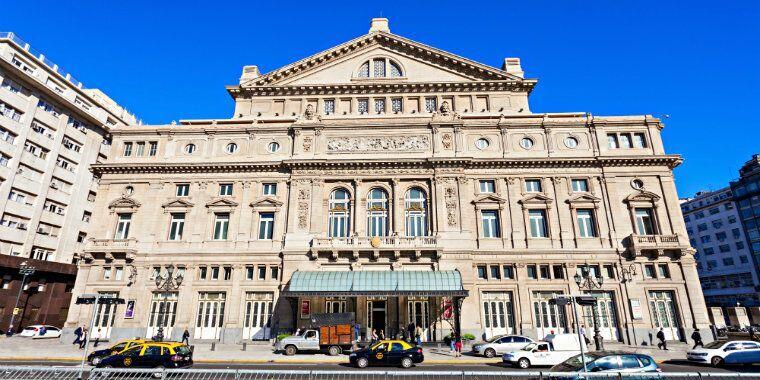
[7,261,36,335]
[154,265,183,341]
[574,263,604,350]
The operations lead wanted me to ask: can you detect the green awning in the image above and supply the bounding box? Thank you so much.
[282,270,468,297]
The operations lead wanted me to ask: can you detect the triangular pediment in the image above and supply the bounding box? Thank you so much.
[625,190,661,203]
[205,198,239,208]
[250,196,284,208]
[519,193,554,204]
[241,32,526,87]
[108,197,141,209]
[161,198,195,208]
[566,194,601,204]
[472,194,507,204]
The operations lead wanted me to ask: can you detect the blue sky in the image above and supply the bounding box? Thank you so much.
[2,1,758,197]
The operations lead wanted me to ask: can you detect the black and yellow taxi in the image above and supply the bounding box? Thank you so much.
[349,340,424,368]
[88,338,147,366]
[96,342,193,369]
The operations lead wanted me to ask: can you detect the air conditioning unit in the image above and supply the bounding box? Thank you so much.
[50,182,58,189]
[37,227,48,235]
[17,223,27,230]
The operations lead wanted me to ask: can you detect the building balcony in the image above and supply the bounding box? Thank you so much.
[82,238,138,261]
[626,234,690,257]
[311,235,440,260]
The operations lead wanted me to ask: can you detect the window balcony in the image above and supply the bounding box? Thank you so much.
[311,235,440,260]
[626,233,690,257]
[83,238,138,260]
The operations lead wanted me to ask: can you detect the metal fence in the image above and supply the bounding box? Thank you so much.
[0,367,759,380]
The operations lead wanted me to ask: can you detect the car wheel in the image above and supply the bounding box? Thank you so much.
[401,357,413,368]
[711,356,724,367]
[328,345,341,356]
[91,357,102,366]
[517,357,531,369]
[152,366,165,379]
[284,345,297,356]
[484,348,496,358]
[356,357,369,368]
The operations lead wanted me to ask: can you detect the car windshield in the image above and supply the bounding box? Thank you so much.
[111,343,127,351]
[485,335,504,343]
[175,346,191,355]
[122,346,142,356]
[522,343,537,351]
[559,353,606,370]
[703,341,727,349]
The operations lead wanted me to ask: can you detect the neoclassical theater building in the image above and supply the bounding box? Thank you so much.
[65,18,708,345]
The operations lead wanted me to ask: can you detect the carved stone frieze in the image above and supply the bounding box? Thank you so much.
[441,133,453,149]
[444,186,458,227]
[327,136,430,152]
[302,136,313,152]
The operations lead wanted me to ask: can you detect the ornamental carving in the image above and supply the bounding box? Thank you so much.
[293,168,432,176]
[442,133,453,149]
[298,188,310,200]
[327,136,430,152]
[444,186,458,227]
[298,202,310,229]
[303,136,313,152]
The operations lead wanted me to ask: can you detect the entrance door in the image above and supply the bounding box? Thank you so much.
[649,290,681,341]
[367,300,386,339]
[93,292,119,339]
[194,292,226,340]
[146,292,178,339]
[482,292,515,339]
[581,291,619,341]
[532,291,568,339]
[407,299,430,341]
[243,292,274,340]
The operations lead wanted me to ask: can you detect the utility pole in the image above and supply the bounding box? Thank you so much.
[7,261,35,335]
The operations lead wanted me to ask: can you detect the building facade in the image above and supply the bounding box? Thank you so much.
[730,155,760,299]
[681,188,758,307]
[0,32,136,332]
[65,19,709,345]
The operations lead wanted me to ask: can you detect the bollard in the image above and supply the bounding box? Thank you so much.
[242,342,247,351]
[211,342,216,351]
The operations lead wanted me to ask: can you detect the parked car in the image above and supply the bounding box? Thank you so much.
[96,342,193,369]
[88,338,147,366]
[349,340,424,368]
[550,351,660,373]
[18,325,61,338]
[687,340,760,366]
[471,335,534,358]
[502,334,586,369]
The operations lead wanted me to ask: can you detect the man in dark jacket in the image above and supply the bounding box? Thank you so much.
[73,326,82,345]
[691,329,703,348]
[656,328,668,350]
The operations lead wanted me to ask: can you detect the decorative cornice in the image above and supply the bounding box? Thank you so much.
[231,81,535,97]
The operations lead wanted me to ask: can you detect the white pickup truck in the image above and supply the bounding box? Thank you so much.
[502,333,587,369]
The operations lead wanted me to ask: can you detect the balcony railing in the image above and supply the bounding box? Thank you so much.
[627,234,687,256]
[85,238,138,252]
[313,235,438,249]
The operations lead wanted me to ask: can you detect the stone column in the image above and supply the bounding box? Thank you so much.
[507,177,526,249]
[391,179,401,235]
[354,180,365,236]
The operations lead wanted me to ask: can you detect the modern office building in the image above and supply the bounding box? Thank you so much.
[0,32,137,333]
[681,188,758,307]
[64,18,708,345]
[731,154,760,297]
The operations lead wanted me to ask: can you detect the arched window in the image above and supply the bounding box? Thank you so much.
[357,58,403,78]
[328,188,351,238]
[405,187,428,237]
[366,188,389,237]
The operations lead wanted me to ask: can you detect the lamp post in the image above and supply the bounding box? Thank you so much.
[574,264,604,350]
[154,265,183,341]
[7,261,36,335]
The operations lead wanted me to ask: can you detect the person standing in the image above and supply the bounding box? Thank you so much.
[371,328,378,342]
[415,326,423,346]
[691,329,703,348]
[354,323,360,342]
[406,322,415,343]
[93,328,102,348]
[73,326,83,345]
[78,328,88,350]
[379,329,385,340]
[454,336,462,357]
[182,328,190,344]
[656,328,668,350]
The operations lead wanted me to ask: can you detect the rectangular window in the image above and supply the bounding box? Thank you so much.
[619,133,632,148]
[571,179,589,192]
[644,264,656,279]
[211,267,219,280]
[527,265,537,279]
[737,241,745,250]
[704,247,715,255]
[633,133,647,148]
[115,213,131,240]
[425,97,437,113]
[552,265,564,279]
[148,141,158,156]
[135,142,145,156]
[324,99,335,115]
[635,208,656,235]
[176,184,190,197]
[103,267,112,280]
[576,209,597,237]
[357,99,369,114]
[525,179,542,192]
[490,265,501,280]
[722,258,735,266]
[657,264,670,278]
[502,265,514,279]
[477,265,487,279]
[391,98,403,113]
[168,213,185,241]
[258,212,274,240]
[245,266,254,280]
[123,142,132,156]
[258,265,266,280]
[479,180,495,193]
[740,255,749,263]
[115,267,123,280]
[539,265,550,279]
[604,265,615,279]
[709,207,720,215]
[270,266,279,280]
[223,266,232,280]
[481,210,500,238]
[529,210,548,238]
[219,183,233,196]
[213,213,230,240]
[263,183,277,196]
[199,266,208,280]
[732,228,741,239]
[374,98,385,113]
[607,134,619,149]
[719,244,731,253]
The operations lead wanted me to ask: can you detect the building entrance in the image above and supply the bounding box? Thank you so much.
[367,300,386,339]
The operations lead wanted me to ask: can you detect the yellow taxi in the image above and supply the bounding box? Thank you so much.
[96,341,193,369]
[349,340,424,368]
[87,338,147,365]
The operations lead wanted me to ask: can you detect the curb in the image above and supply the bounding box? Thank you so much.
[0,357,502,365]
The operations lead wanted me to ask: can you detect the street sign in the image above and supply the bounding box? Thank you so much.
[574,296,597,306]
[76,296,125,305]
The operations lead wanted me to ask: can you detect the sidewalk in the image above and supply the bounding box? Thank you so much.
[0,336,690,364]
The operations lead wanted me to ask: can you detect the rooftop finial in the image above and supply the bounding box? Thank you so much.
[369,18,390,33]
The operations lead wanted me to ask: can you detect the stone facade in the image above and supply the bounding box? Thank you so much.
[64,19,709,345]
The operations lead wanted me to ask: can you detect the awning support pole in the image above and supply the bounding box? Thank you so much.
[453,296,463,340]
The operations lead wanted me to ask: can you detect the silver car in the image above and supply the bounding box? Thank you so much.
[550,351,660,373]
[471,335,533,358]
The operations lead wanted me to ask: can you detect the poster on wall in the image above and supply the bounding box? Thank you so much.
[629,299,643,320]
[124,300,136,319]
[300,300,311,319]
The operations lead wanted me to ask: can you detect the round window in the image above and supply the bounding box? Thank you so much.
[267,142,281,153]
[564,137,579,149]
[475,138,490,150]
[631,179,644,190]
[225,143,238,154]
[520,137,534,150]
[184,143,196,154]
[124,186,134,196]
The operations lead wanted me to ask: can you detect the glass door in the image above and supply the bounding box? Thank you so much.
[649,290,681,341]
[146,292,178,338]
[93,292,119,339]
[407,298,430,341]
[532,291,568,338]
[243,292,273,340]
[581,291,619,341]
[482,292,515,339]
[195,292,226,340]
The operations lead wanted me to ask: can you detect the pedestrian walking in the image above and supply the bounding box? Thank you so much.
[449,335,456,355]
[354,323,360,341]
[93,328,101,348]
[454,336,462,357]
[73,326,83,345]
[406,322,415,343]
[580,325,590,345]
[656,328,668,350]
[415,326,423,346]
[371,328,378,342]
[79,328,87,350]
[182,328,190,344]
[691,329,703,348]
[379,329,385,340]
